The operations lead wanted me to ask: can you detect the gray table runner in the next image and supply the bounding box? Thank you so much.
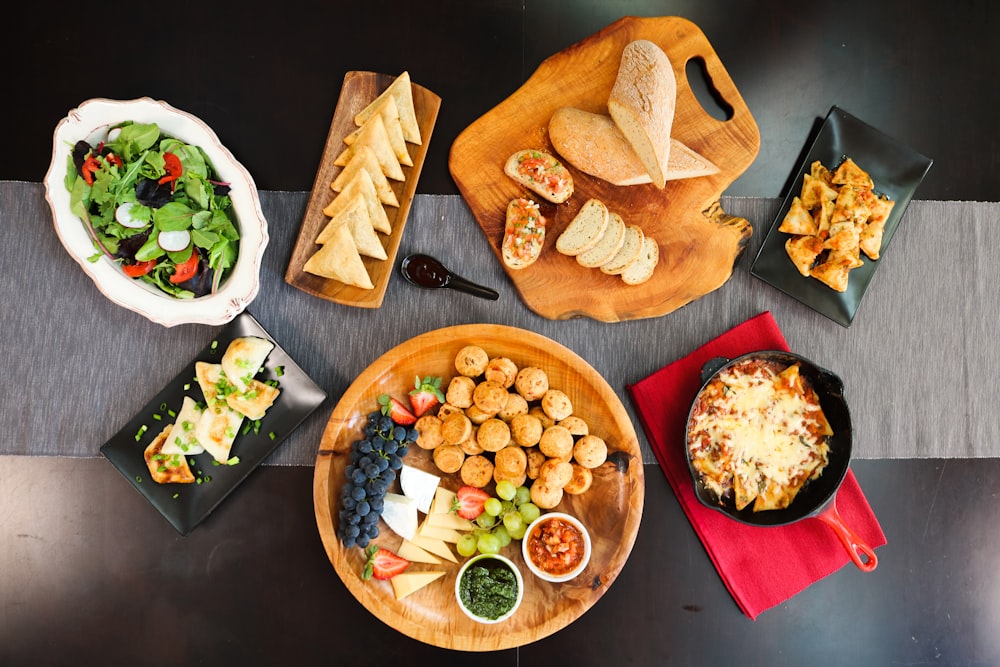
[2,181,997,463]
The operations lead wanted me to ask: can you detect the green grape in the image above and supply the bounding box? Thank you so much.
[483,498,503,517]
[514,485,531,506]
[494,525,512,548]
[476,513,495,529]
[519,502,541,524]
[495,480,517,501]
[477,532,501,555]
[502,511,525,534]
[456,533,478,557]
[508,523,527,541]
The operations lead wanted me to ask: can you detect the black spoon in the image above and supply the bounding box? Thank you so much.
[400,254,499,301]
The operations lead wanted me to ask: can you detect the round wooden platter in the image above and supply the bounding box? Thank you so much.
[313,324,644,650]
[449,16,760,322]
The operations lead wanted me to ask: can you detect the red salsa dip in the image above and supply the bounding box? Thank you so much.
[526,516,586,577]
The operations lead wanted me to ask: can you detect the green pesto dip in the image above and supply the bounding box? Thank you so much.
[458,559,519,620]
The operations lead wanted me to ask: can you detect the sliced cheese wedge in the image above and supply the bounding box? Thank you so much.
[397,540,442,565]
[418,517,464,544]
[381,492,418,540]
[400,464,440,514]
[390,571,445,601]
[409,533,457,563]
[430,486,457,515]
[426,510,475,532]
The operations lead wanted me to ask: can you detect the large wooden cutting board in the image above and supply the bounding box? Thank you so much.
[449,16,759,322]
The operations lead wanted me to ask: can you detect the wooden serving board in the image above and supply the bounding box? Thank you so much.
[313,324,644,651]
[449,16,759,321]
[285,71,440,308]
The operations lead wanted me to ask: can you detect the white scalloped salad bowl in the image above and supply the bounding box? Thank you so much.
[43,97,269,327]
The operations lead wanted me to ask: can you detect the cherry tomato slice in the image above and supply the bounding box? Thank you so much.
[122,260,157,278]
[169,251,199,284]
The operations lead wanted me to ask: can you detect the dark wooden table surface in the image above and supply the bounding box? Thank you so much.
[5,1,1000,665]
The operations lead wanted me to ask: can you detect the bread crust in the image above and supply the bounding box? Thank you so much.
[503,149,574,203]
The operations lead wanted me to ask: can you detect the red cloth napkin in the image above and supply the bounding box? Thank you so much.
[627,311,887,620]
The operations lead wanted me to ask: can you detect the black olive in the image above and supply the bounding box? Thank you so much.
[135,178,172,208]
[71,140,92,176]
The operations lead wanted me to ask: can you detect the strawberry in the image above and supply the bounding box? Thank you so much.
[362,545,410,581]
[453,485,490,520]
[409,375,444,417]
[377,393,416,425]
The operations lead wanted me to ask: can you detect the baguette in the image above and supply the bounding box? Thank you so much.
[599,224,645,275]
[549,108,719,185]
[503,149,574,204]
[607,40,676,188]
[620,235,659,285]
[555,198,609,256]
[576,211,626,268]
[501,198,546,270]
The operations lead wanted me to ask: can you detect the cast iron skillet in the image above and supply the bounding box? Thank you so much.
[684,350,877,572]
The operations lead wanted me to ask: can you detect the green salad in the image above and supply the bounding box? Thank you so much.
[64,122,240,298]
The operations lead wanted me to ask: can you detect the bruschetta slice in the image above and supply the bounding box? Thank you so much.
[504,150,574,204]
[502,198,546,269]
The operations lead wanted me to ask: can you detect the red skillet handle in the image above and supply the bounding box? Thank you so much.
[814,504,879,572]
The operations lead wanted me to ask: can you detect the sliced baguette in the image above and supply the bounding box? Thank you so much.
[620,235,659,285]
[577,211,626,268]
[503,149,574,204]
[549,108,718,186]
[607,40,676,189]
[600,224,645,275]
[555,198,609,256]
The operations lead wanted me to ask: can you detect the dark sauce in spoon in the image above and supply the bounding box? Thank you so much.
[401,254,450,288]
[400,254,500,300]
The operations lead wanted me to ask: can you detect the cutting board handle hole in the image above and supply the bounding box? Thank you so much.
[685,57,733,122]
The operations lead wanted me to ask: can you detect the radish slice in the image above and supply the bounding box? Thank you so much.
[158,230,191,252]
[115,202,146,229]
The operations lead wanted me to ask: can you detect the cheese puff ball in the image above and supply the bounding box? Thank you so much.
[528,406,555,429]
[445,375,476,409]
[538,425,574,461]
[529,480,563,509]
[475,418,511,452]
[541,389,573,421]
[432,444,466,474]
[510,413,544,448]
[440,412,473,446]
[472,380,508,414]
[497,392,529,422]
[415,415,444,450]
[573,434,608,469]
[454,345,489,377]
[563,463,593,495]
[514,366,549,401]
[538,458,574,489]
[460,454,495,488]
[494,445,528,477]
[525,447,547,479]
[484,357,518,388]
[558,415,589,437]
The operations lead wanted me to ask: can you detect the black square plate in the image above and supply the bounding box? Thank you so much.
[101,311,327,535]
[750,106,933,327]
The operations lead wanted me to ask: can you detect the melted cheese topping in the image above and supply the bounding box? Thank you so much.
[687,360,831,511]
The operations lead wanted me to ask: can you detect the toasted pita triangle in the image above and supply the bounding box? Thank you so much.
[304,221,374,289]
[344,95,412,167]
[335,113,404,181]
[332,144,399,207]
[778,197,818,235]
[322,169,391,234]
[355,71,421,145]
[323,191,387,260]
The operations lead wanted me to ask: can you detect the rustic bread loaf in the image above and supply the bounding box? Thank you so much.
[549,107,718,186]
[555,198,609,256]
[620,235,659,285]
[607,40,676,189]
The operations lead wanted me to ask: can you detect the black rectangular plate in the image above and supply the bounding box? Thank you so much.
[101,311,327,535]
[750,106,933,327]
